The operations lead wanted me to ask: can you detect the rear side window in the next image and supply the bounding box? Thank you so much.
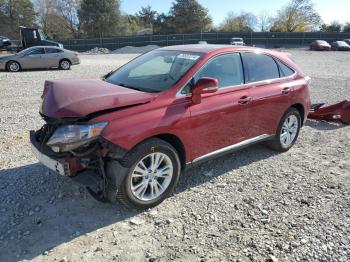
[277,60,295,77]
[195,53,244,88]
[27,48,45,55]
[46,48,63,54]
[241,53,279,83]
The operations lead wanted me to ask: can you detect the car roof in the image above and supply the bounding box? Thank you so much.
[159,44,257,54]
[24,46,61,48]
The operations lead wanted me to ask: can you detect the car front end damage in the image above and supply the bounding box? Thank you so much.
[30,114,127,201]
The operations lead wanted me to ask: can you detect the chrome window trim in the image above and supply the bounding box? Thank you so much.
[176,50,297,98]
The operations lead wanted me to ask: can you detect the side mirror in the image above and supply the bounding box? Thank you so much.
[192,77,219,104]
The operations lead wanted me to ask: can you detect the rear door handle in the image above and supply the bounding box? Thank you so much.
[282,87,291,94]
[238,96,252,105]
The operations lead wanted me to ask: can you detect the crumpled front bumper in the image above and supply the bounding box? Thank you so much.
[30,130,81,176]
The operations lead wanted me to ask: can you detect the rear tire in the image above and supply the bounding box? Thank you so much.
[106,138,181,210]
[59,59,71,70]
[6,61,21,72]
[267,108,301,152]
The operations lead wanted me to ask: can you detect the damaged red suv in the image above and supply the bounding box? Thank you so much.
[31,45,311,209]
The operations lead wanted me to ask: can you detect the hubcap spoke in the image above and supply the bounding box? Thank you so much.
[130,152,174,202]
[280,115,299,147]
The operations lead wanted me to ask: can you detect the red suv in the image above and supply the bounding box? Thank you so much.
[30,45,311,209]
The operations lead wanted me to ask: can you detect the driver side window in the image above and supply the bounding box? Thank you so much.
[181,53,244,95]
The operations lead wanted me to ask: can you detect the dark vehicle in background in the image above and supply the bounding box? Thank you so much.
[0,46,80,72]
[309,40,331,51]
[230,37,245,46]
[331,41,350,51]
[0,36,11,48]
[19,26,63,49]
[2,27,63,52]
[30,44,311,210]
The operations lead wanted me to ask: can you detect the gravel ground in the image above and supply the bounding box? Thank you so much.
[0,50,349,262]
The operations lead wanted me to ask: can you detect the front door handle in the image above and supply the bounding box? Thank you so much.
[282,87,291,94]
[238,96,252,105]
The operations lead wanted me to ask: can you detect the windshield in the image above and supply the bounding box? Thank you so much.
[17,48,33,56]
[105,50,203,93]
[38,29,46,40]
[232,38,243,41]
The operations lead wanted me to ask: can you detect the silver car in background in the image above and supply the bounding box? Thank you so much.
[0,46,80,72]
[230,37,245,46]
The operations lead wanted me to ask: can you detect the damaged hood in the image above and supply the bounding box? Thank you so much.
[40,79,158,119]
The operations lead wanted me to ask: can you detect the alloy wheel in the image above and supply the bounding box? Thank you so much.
[280,115,299,147]
[60,60,70,70]
[130,152,173,202]
[9,62,20,72]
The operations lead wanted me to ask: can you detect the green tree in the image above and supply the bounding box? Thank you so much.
[169,0,212,33]
[153,13,175,34]
[320,21,342,32]
[35,0,75,39]
[78,0,123,37]
[342,23,350,33]
[270,0,321,32]
[0,0,36,39]
[137,5,157,30]
[219,12,257,32]
[125,15,142,34]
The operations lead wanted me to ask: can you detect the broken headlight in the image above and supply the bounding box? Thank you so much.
[46,122,108,152]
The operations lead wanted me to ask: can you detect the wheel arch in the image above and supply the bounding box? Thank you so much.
[6,60,21,71]
[153,133,186,170]
[290,103,305,125]
[127,133,187,170]
[59,58,72,64]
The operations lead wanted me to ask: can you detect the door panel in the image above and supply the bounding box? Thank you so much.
[43,53,60,68]
[21,54,45,69]
[241,52,292,138]
[20,48,46,69]
[248,80,292,137]
[184,52,250,160]
[188,87,251,160]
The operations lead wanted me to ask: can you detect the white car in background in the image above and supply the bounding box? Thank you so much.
[230,37,245,46]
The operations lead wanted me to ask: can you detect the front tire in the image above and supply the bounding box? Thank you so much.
[59,59,71,70]
[6,61,21,72]
[107,138,181,210]
[267,108,301,152]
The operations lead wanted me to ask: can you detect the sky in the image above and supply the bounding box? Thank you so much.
[120,0,350,26]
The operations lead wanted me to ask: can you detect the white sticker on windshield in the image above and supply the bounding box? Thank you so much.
[177,53,200,61]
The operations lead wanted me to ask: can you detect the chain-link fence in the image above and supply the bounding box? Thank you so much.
[57,32,350,52]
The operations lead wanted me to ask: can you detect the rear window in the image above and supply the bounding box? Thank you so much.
[276,60,295,77]
[241,53,279,83]
[46,48,63,54]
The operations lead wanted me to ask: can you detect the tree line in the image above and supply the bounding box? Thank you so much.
[0,0,349,40]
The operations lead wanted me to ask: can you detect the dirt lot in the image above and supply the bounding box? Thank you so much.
[0,50,349,262]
